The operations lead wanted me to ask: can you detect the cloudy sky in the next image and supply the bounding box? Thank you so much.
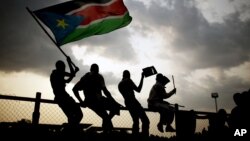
[0,0,250,114]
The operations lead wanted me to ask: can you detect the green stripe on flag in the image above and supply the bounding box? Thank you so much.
[61,12,132,45]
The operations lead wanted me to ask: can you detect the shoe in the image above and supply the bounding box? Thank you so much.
[157,123,164,133]
[165,125,175,132]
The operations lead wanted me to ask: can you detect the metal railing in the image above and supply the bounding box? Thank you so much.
[0,92,213,138]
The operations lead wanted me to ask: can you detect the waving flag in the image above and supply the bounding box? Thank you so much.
[33,0,132,46]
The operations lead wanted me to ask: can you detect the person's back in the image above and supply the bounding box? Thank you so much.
[147,81,165,104]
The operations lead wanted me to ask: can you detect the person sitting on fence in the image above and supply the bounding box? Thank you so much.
[118,70,150,136]
[50,57,83,131]
[73,63,121,133]
[147,73,176,132]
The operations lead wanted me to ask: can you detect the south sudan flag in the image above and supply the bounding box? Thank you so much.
[33,0,132,46]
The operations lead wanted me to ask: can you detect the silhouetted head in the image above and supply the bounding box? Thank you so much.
[218,109,227,118]
[217,109,227,125]
[156,73,164,83]
[123,70,130,78]
[90,63,99,74]
[55,60,65,71]
[162,76,170,85]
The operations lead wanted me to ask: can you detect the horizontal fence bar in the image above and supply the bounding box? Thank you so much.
[0,94,216,115]
[0,94,55,104]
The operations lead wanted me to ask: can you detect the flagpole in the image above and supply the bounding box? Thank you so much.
[26,7,78,68]
[172,75,175,88]
[172,75,176,94]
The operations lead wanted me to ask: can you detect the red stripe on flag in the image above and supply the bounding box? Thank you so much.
[73,0,128,26]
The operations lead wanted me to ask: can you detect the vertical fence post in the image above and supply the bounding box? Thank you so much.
[175,104,179,140]
[32,92,41,124]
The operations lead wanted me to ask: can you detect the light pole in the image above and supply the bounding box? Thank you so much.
[211,92,219,112]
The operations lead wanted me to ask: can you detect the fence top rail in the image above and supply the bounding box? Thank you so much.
[0,94,56,104]
[0,94,218,115]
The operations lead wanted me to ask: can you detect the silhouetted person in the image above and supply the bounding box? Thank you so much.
[50,57,83,131]
[228,93,242,131]
[228,90,250,136]
[118,70,150,136]
[207,109,230,139]
[73,63,121,133]
[147,73,176,132]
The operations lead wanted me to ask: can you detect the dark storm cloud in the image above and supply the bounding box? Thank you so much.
[128,0,250,70]
[0,0,68,75]
[173,12,250,69]
[125,0,250,112]
[177,68,250,111]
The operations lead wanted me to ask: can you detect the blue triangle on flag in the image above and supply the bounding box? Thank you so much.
[35,12,84,44]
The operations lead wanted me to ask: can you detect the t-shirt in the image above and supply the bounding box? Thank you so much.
[77,72,105,101]
[50,70,67,97]
[147,82,166,104]
[118,78,137,100]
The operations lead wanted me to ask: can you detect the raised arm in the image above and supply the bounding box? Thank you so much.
[134,72,145,93]
[163,88,176,99]
[65,56,78,83]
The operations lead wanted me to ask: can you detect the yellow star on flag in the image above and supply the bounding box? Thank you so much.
[56,19,68,29]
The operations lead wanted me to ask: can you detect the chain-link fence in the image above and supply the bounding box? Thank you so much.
[0,93,211,138]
